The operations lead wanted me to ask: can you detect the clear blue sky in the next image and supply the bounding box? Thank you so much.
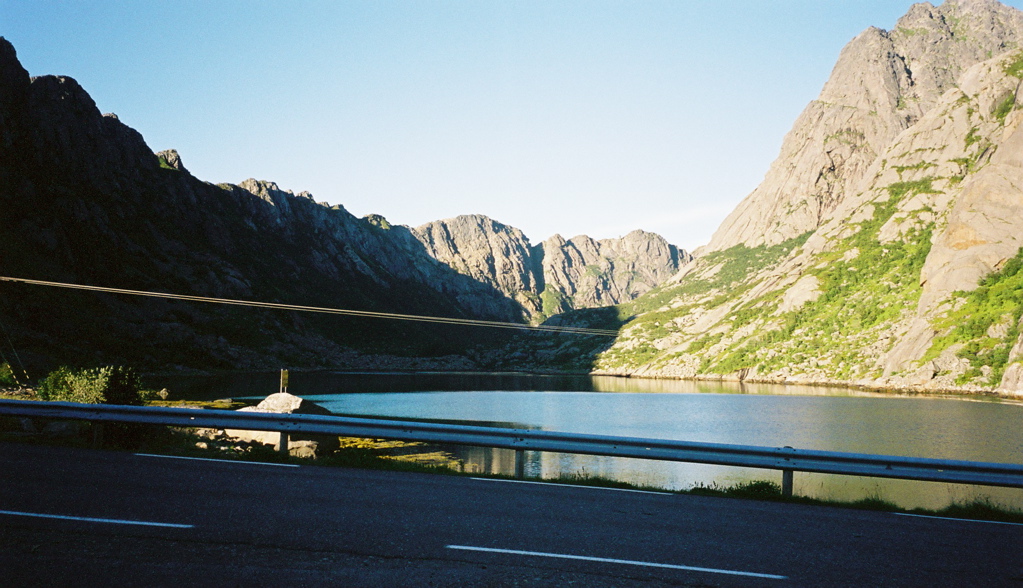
[5,1,1022,251]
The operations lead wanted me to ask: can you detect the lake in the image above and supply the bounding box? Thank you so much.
[154,371,1023,510]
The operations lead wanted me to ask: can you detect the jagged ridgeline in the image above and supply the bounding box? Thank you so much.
[571,0,1023,395]
[0,36,523,370]
[0,36,683,371]
[411,214,689,323]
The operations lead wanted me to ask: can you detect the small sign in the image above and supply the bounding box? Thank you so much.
[280,369,289,393]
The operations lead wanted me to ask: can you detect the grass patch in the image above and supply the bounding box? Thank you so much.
[886,177,941,200]
[994,93,1016,122]
[965,126,983,148]
[540,285,570,319]
[687,480,1023,523]
[1004,51,1023,79]
[892,161,937,176]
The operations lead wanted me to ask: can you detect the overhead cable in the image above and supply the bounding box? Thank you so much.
[0,313,29,383]
[0,276,620,337]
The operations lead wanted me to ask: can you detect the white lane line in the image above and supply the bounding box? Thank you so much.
[446,545,787,580]
[471,478,672,495]
[0,510,193,529]
[135,453,299,467]
[894,513,1023,527]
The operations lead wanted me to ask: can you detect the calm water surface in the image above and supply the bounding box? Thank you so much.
[158,371,1023,510]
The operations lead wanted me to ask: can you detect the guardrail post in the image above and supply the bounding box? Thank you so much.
[92,423,103,449]
[515,449,526,479]
[278,431,289,456]
[782,469,793,497]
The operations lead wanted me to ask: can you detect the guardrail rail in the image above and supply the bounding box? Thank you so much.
[2,399,1022,496]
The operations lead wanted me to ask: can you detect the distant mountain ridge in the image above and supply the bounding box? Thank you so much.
[410,214,690,322]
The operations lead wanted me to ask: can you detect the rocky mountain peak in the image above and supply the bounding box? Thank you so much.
[704,0,1023,254]
[412,215,541,312]
[0,37,29,102]
[237,178,317,205]
[410,214,689,321]
[156,149,188,173]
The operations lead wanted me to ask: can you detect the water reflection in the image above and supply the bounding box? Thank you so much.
[148,371,1023,510]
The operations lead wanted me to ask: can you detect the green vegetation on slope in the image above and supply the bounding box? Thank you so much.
[745,189,934,379]
[1003,51,1023,79]
[712,205,929,376]
[597,177,941,380]
[993,92,1016,121]
[595,234,811,371]
[540,285,570,320]
[924,247,1023,386]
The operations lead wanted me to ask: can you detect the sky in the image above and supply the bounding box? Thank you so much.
[5,1,1023,252]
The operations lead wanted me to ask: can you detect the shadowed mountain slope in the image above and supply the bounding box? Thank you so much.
[0,37,526,371]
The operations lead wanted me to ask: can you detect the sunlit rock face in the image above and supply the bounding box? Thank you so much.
[412,215,690,322]
[591,0,1023,395]
[704,0,1023,254]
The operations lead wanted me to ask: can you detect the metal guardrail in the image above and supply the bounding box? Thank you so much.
[2,399,1023,495]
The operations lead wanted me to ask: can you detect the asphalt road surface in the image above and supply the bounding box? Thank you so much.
[1,442,1021,587]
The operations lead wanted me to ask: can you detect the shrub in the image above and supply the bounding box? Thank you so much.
[1004,51,1023,79]
[994,93,1016,122]
[38,366,143,405]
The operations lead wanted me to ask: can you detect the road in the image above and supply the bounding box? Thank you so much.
[1,442,1021,587]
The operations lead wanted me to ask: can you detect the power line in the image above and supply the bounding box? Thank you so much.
[0,315,29,382]
[0,276,620,337]
[0,345,22,386]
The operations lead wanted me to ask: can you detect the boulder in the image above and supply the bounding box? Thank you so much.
[223,392,340,457]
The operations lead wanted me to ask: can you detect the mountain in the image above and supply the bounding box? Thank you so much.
[0,37,525,371]
[574,0,1023,396]
[411,214,690,322]
[705,0,1023,253]
[0,37,681,373]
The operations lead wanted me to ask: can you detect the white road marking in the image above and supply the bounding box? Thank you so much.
[894,513,1023,527]
[471,477,672,495]
[0,510,193,528]
[446,545,787,580]
[135,453,299,467]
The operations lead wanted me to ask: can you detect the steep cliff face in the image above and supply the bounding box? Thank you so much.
[704,0,1023,253]
[587,0,1023,396]
[412,215,543,316]
[409,215,690,322]
[0,37,520,370]
[539,231,688,316]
